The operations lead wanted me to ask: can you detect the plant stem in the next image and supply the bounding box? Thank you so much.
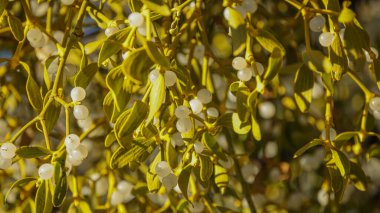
[8,117,39,143]
[40,120,51,150]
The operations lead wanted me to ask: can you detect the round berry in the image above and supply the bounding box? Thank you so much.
[189,99,203,114]
[264,141,278,158]
[370,97,380,111]
[252,62,265,76]
[71,87,86,102]
[30,34,46,48]
[105,26,119,37]
[61,0,74,6]
[223,8,231,20]
[65,134,80,150]
[164,71,177,87]
[73,105,89,120]
[194,141,204,154]
[237,69,253,82]
[149,69,160,83]
[137,25,147,36]
[38,163,54,180]
[373,110,380,120]
[0,143,17,159]
[110,191,124,206]
[128,12,144,27]
[309,15,326,32]
[232,57,247,70]
[206,107,219,118]
[117,181,133,194]
[258,101,276,119]
[155,161,171,177]
[95,177,109,196]
[170,132,184,147]
[68,149,83,161]
[319,32,334,47]
[76,144,88,159]
[77,117,93,130]
[242,0,258,13]
[175,105,191,118]
[197,89,212,104]
[321,128,337,141]
[188,201,205,213]
[0,156,12,169]
[176,118,192,133]
[161,173,178,190]
[27,28,43,43]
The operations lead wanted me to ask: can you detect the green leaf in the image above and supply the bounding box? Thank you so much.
[43,90,61,133]
[121,48,154,83]
[105,131,117,147]
[35,180,53,213]
[16,146,52,158]
[74,63,98,89]
[232,113,251,135]
[53,171,67,207]
[236,85,250,122]
[333,131,358,147]
[329,33,348,80]
[293,139,324,158]
[68,200,92,213]
[338,8,356,23]
[254,29,285,56]
[251,114,261,141]
[141,0,171,16]
[327,166,343,193]
[349,161,367,191]
[115,100,148,140]
[178,165,193,201]
[225,8,244,29]
[321,72,334,93]
[302,50,332,73]
[294,64,314,112]
[106,66,129,111]
[372,59,380,91]
[7,12,24,41]
[0,0,7,16]
[166,140,178,168]
[147,73,165,123]
[199,155,213,182]
[5,177,37,202]
[84,39,105,54]
[231,25,246,56]
[214,165,229,193]
[110,138,156,169]
[146,153,162,193]
[19,62,43,112]
[144,40,170,68]
[98,28,131,65]
[263,48,283,81]
[202,132,227,161]
[331,149,350,177]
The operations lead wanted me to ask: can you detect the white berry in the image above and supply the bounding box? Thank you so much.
[73,105,89,120]
[189,99,203,114]
[237,69,253,82]
[252,62,265,76]
[0,157,12,169]
[242,0,258,13]
[0,143,17,159]
[65,134,80,150]
[110,191,124,206]
[68,149,83,162]
[373,110,380,119]
[71,87,86,102]
[128,12,144,27]
[170,132,184,147]
[223,8,231,20]
[27,28,43,43]
[232,57,247,70]
[176,118,192,133]
[194,141,204,154]
[61,0,75,6]
[188,201,205,213]
[258,101,276,119]
[38,163,54,180]
[76,144,88,159]
[117,181,133,194]
[149,69,160,83]
[370,97,380,111]
[175,105,191,118]
[155,161,171,177]
[319,32,334,47]
[164,71,177,87]
[197,89,212,104]
[264,141,278,158]
[309,15,326,32]
[161,173,178,190]
[321,128,337,141]
[206,107,219,118]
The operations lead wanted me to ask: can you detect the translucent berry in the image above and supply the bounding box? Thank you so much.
[0,157,12,169]
[373,110,380,120]
[258,101,276,119]
[232,57,247,70]
[370,97,380,111]
[189,99,203,114]
[73,105,89,120]
[38,163,54,180]
[242,0,258,13]
[149,69,160,83]
[155,161,171,177]
[309,15,326,32]
[68,149,83,162]
[76,144,88,159]
[95,177,109,196]
[197,89,212,104]
[317,189,329,206]
[188,201,205,213]
[218,155,234,169]
[30,35,46,48]
[105,26,119,37]
[170,132,184,147]
[164,71,177,87]
[252,62,265,76]
[61,0,75,6]
[319,32,334,47]
[65,134,80,150]
[321,128,337,141]
[194,141,204,154]
[237,69,253,82]
[0,143,17,159]
[264,141,278,158]
[71,87,86,102]
[161,173,178,190]
[137,25,147,36]
[111,191,124,206]
[176,117,192,133]
[117,181,133,194]
[27,28,43,43]
[175,105,190,119]
[206,107,219,118]
[128,12,144,27]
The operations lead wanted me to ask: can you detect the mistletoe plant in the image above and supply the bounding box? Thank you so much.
[1,0,380,212]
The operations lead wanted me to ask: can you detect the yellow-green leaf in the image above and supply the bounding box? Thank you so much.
[199,155,213,182]
[16,146,52,158]
[214,165,229,193]
[19,62,43,112]
[178,165,193,201]
[331,149,350,177]
[146,153,162,193]
[35,180,53,213]
[251,114,261,141]
[74,63,98,89]
[293,139,324,158]
[5,177,37,202]
[302,50,332,73]
[121,48,153,83]
[144,40,170,68]
[232,113,251,134]
[53,171,67,207]
[294,64,314,112]
[349,161,367,191]
[254,29,285,56]
[142,0,171,16]
[115,100,148,140]
[225,7,244,29]
[329,33,348,80]
[338,8,356,24]
[98,28,131,65]
[7,12,24,41]
[147,74,165,123]
[263,47,283,81]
